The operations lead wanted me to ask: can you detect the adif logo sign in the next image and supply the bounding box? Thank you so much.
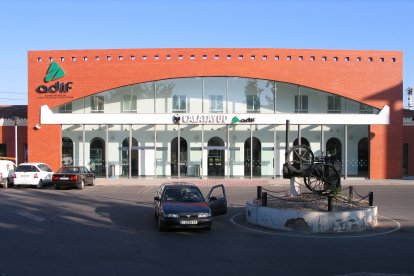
[232,116,255,123]
[36,62,73,94]
[44,61,65,82]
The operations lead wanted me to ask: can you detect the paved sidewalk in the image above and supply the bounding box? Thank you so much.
[95,177,414,187]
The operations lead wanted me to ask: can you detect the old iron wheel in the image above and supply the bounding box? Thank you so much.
[304,164,340,195]
[285,145,315,175]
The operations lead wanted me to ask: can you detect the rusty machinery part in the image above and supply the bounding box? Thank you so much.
[303,163,341,195]
[284,145,315,175]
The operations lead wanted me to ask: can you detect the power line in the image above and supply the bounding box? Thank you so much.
[0,92,27,94]
[0,98,26,100]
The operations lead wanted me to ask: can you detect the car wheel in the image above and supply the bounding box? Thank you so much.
[37,180,43,189]
[78,180,85,190]
[158,217,166,232]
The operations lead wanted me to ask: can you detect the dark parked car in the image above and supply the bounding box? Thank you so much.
[52,166,95,190]
[154,182,227,231]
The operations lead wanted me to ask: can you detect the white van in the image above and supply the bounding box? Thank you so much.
[0,160,16,188]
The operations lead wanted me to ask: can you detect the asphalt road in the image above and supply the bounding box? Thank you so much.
[0,183,413,276]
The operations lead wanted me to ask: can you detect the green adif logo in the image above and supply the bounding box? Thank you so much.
[232,116,240,123]
[44,61,65,82]
[35,61,73,94]
[232,116,255,123]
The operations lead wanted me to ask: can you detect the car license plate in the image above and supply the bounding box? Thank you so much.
[180,220,197,225]
[21,174,30,177]
[60,177,69,180]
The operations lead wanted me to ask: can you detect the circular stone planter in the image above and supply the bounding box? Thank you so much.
[245,201,378,233]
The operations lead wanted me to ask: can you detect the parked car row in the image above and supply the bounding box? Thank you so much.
[0,160,95,190]
[2,159,228,232]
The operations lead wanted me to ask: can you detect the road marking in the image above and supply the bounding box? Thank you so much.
[16,211,45,222]
[136,185,153,194]
[230,212,401,239]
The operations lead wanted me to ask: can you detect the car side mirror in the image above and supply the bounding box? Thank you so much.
[154,196,160,201]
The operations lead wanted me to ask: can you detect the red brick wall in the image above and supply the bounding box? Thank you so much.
[403,126,414,176]
[28,48,404,177]
[0,125,28,164]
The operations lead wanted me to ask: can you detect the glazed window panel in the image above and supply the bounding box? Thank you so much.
[246,95,260,112]
[71,98,86,114]
[359,104,374,114]
[260,80,275,113]
[204,77,226,113]
[244,79,274,113]
[172,95,187,113]
[210,95,224,112]
[102,87,128,113]
[122,95,137,112]
[91,96,104,113]
[156,79,174,113]
[228,77,246,113]
[327,95,342,113]
[156,78,202,114]
[294,95,308,113]
[134,82,155,113]
[58,103,72,113]
[344,98,379,114]
[300,86,325,113]
[275,82,298,113]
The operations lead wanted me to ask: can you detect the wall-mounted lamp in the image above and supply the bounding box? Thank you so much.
[33,123,41,130]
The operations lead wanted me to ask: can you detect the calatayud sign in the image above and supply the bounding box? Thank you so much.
[173,114,255,124]
[36,62,73,94]
[180,114,228,124]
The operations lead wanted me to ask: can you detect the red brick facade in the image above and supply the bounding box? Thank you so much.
[0,126,27,163]
[28,48,404,178]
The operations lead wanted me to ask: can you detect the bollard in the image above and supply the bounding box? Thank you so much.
[349,186,354,201]
[261,192,267,206]
[328,195,333,212]
[369,192,374,206]
[257,186,262,199]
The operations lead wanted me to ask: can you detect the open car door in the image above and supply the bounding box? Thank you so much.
[206,184,227,216]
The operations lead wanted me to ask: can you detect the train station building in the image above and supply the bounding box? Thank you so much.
[26,48,410,179]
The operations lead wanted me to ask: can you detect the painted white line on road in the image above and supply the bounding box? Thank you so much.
[136,185,153,194]
[230,212,401,239]
[17,211,45,222]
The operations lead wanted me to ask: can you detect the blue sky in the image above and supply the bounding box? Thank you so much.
[0,0,413,106]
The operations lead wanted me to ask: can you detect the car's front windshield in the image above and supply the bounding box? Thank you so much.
[163,187,204,202]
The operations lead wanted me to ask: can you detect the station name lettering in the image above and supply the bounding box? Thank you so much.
[181,115,228,124]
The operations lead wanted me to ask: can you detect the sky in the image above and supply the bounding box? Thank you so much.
[0,0,413,107]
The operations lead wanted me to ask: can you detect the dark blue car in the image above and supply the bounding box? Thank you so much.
[154,183,227,231]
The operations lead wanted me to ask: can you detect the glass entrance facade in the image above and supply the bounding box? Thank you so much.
[56,77,378,179]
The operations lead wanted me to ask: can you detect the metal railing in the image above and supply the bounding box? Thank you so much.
[257,185,373,212]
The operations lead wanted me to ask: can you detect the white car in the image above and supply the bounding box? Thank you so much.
[0,160,16,188]
[14,163,54,189]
